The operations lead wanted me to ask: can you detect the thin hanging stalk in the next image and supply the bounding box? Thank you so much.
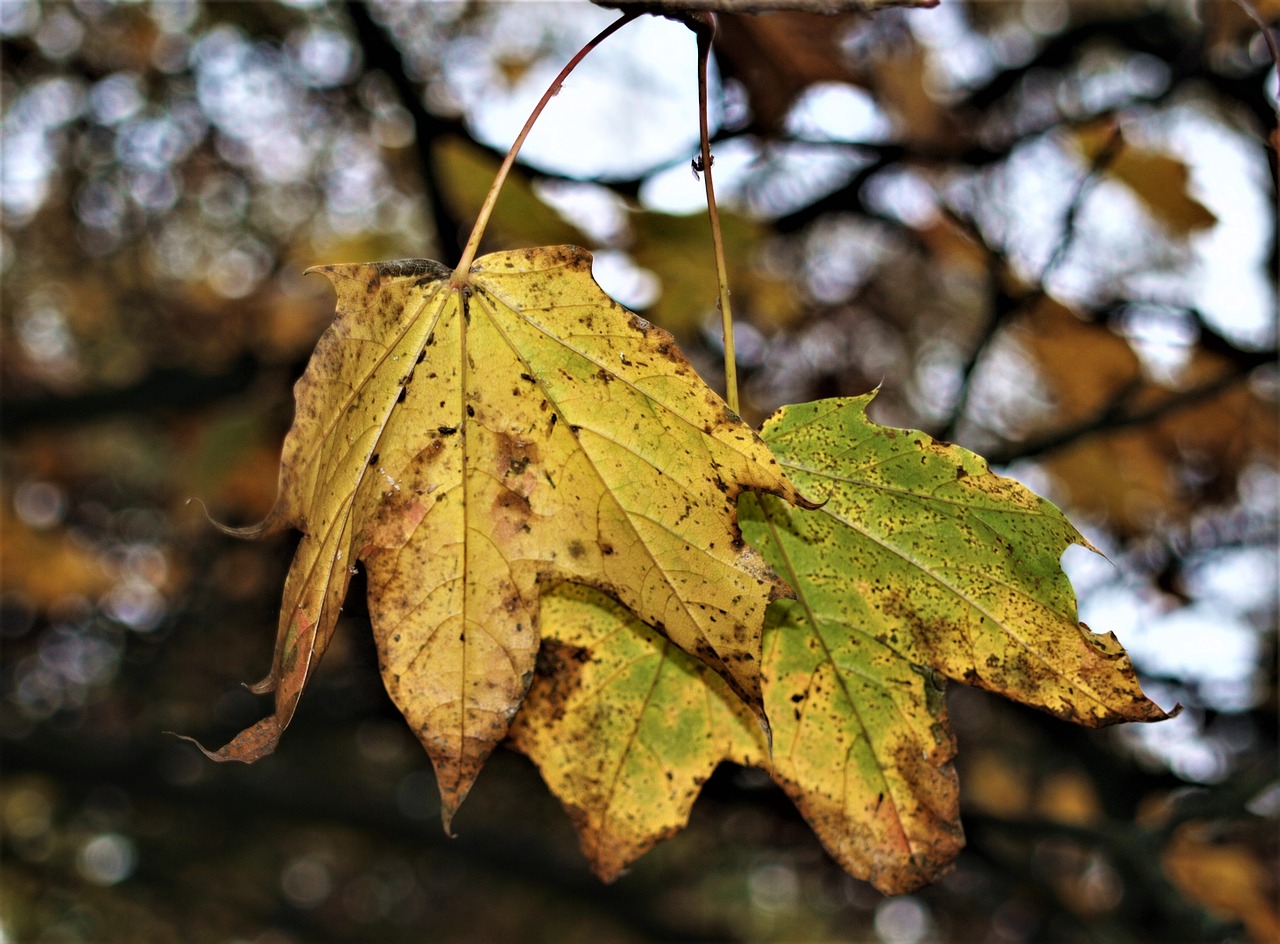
[452,11,639,282]
[692,16,740,414]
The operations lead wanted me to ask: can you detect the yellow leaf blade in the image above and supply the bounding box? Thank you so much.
[209,246,806,824]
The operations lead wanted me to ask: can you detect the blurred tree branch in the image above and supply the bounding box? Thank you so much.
[2,729,737,942]
[1,354,264,436]
[987,364,1271,466]
[937,126,1122,444]
[343,1,466,262]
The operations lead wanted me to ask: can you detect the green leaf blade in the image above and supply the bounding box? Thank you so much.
[741,393,1169,892]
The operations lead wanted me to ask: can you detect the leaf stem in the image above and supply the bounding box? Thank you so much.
[451,11,639,282]
[693,18,739,415]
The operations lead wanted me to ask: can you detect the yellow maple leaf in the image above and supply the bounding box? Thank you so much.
[190,245,807,826]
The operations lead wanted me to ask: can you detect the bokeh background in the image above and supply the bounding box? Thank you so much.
[2,2,1277,942]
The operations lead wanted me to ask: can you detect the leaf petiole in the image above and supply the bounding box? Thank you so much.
[451,11,640,283]
[691,15,740,415]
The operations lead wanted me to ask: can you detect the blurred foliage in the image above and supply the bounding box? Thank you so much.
[1,1,1276,942]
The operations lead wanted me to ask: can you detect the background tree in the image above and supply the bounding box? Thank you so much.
[2,2,1275,942]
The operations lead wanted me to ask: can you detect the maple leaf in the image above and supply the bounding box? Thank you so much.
[192,245,808,826]
[516,393,1169,892]
[740,395,1171,889]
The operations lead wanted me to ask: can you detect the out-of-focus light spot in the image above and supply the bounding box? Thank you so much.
[150,220,206,280]
[122,543,168,584]
[208,245,269,299]
[152,31,193,74]
[150,0,198,35]
[1184,547,1278,617]
[875,895,932,944]
[14,481,67,530]
[1022,0,1068,36]
[75,179,127,232]
[371,105,414,149]
[1117,304,1196,380]
[748,862,799,911]
[1239,462,1279,516]
[864,168,938,228]
[589,251,660,311]
[911,341,964,421]
[1074,47,1170,115]
[0,0,38,37]
[3,781,54,844]
[127,167,179,214]
[1123,706,1231,782]
[744,145,868,218]
[40,623,124,688]
[802,216,888,303]
[3,77,87,221]
[290,26,358,88]
[34,7,83,60]
[1173,116,1275,347]
[1123,605,1260,706]
[14,657,63,720]
[117,116,192,171]
[77,833,137,886]
[1,128,53,219]
[906,4,998,92]
[1246,780,1280,817]
[721,319,766,368]
[1077,853,1124,913]
[103,579,166,633]
[89,73,144,126]
[786,82,892,142]
[17,302,77,368]
[281,854,333,909]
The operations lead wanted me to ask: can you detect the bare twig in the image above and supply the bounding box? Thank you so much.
[939,126,1124,441]
[683,13,742,413]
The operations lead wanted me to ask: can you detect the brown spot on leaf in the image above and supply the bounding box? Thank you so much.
[531,638,591,723]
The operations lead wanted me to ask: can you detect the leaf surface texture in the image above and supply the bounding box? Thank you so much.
[203,246,804,824]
